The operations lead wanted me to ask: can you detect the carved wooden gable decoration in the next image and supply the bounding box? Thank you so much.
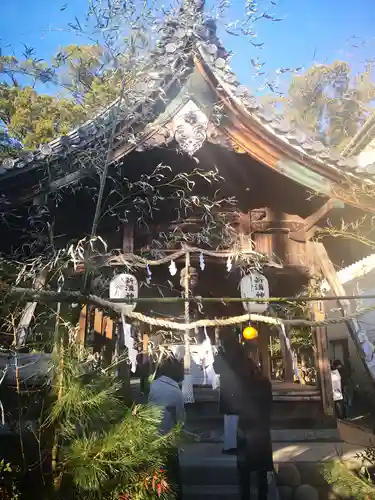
[172,101,209,155]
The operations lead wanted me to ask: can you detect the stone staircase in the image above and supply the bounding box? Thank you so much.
[179,441,364,500]
[185,386,339,443]
[180,386,348,500]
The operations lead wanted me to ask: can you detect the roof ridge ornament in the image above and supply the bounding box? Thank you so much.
[172,100,209,156]
[182,0,205,12]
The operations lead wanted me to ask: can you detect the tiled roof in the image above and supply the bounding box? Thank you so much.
[2,0,375,190]
[321,253,375,291]
[0,2,204,178]
[342,113,375,159]
[196,41,375,186]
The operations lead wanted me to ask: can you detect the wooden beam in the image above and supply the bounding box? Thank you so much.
[278,325,294,382]
[312,241,375,390]
[258,324,270,379]
[289,199,344,243]
[16,270,48,347]
[303,200,344,232]
[140,324,152,396]
[77,306,87,345]
[311,301,334,416]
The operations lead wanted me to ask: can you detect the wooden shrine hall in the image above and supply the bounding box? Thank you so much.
[1,0,375,428]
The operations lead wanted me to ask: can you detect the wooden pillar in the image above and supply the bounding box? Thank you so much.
[122,223,134,253]
[311,301,334,416]
[279,325,294,382]
[258,324,270,379]
[102,316,114,367]
[141,328,151,396]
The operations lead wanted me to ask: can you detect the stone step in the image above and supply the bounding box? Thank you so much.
[183,425,341,444]
[180,442,365,500]
[186,397,332,428]
[186,407,333,424]
[183,484,239,500]
[183,477,282,500]
[181,461,238,486]
[182,484,332,500]
[272,429,340,442]
[179,442,363,475]
[180,460,334,488]
[192,384,321,401]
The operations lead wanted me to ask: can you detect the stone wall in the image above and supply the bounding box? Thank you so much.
[276,462,339,500]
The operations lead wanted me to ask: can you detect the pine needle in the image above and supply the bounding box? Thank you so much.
[324,459,375,499]
[47,348,178,499]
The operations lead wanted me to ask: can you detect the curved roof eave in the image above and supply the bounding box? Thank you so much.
[194,48,375,213]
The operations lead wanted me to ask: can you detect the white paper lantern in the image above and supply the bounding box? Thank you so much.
[240,271,269,314]
[109,273,138,315]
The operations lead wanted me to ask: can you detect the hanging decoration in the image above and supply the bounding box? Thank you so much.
[242,325,258,340]
[169,260,177,276]
[226,256,232,272]
[121,316,138,373]
[146,264,152,283]
[200,327,218,389]
[279,324,301,382]
[240,271,269,314]
[109,273,138,316]
[199,252,205,271]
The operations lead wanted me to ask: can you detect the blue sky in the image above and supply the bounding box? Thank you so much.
[1,0,375,94]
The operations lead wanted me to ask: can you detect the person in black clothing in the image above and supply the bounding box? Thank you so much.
[235,351,274,500]
[213,334,242,454]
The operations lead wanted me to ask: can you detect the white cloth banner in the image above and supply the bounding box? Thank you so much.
[169,331,218,389]
[121,316,138,373]
[280,324,301,382]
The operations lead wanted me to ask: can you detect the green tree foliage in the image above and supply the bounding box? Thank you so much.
[284,61,375,150]
[324,456,375,499]
[0,43,122,156]
[0,84,83,153]
[53,44,122,111]
[48,346,178,499]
